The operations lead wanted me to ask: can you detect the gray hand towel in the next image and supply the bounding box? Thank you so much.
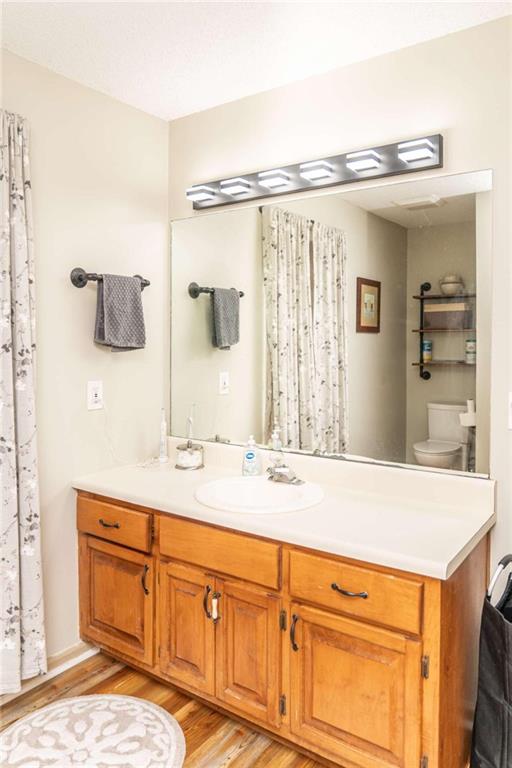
[211,288,240,350]
[94,274,146,350]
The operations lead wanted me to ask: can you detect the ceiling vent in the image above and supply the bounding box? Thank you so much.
[393,194,446,211]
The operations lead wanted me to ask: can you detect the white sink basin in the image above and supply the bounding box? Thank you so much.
[194,475,324,514]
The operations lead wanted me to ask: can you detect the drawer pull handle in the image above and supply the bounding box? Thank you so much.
[212,592,221,623]
[99,518,120,529]
[290,613,300,651]
[203,585,212,619]
[141,565,150,595]
[331,582,368,599]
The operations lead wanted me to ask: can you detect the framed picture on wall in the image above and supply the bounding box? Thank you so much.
[356,277,381,333]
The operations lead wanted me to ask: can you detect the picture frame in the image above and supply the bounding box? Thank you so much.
[356,277,381,333]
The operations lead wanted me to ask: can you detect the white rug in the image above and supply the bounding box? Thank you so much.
[0,694,186,767]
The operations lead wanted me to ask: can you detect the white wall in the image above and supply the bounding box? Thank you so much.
[475,192,493,473]
[168,17,512,569]
[171,208,263,443]
[283,196,407,462]
[2,51,169,658]
[405,221,476,464]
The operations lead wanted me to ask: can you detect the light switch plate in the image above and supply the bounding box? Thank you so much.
[87,380,103,410]
[219,371,230,395]
[509,392,512,430]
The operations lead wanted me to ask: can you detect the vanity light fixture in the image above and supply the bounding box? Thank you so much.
[346,150,381,172]
[397,138,435,163]
[258,169,291,189]
[220,177,251,195]
[186,134,443,209]
[299,160,334,181]
[186,185,216,202]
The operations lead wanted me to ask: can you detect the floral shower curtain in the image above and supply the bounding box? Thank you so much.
[262,206,348,453]
[0,111,47,693]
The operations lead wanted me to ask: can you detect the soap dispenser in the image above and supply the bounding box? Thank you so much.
[242,435,262,476]
[269,425,285,468]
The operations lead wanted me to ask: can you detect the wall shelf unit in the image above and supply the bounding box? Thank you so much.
[412,361,475,367]
[412,328,476,334]
[414,282,476,380]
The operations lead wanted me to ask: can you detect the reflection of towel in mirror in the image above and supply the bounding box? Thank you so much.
[94,274,146,350]
[211,288,240,350]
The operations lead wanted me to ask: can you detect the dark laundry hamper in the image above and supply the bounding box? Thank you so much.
[471,554,512,768]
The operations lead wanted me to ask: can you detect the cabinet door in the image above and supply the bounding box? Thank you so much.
[289,603,422,768]
[79,534,154,665]
[216,579,281,726]
[159,561,215,695]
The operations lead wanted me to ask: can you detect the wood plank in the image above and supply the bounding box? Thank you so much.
[0,654,124,729]
[1,654,331,766]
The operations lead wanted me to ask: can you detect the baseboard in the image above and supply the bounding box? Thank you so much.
[0,642,99,706]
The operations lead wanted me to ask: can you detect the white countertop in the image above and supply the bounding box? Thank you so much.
[73,439,496,581]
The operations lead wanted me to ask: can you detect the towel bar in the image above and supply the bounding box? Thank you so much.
[188,282,244,299]
[70,267,150,290]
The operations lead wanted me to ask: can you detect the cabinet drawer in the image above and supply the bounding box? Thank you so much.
[77,496,152,553]
[289,549,423,635]
[160,517,281,590]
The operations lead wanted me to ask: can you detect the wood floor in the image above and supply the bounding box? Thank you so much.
[0,653,323,767]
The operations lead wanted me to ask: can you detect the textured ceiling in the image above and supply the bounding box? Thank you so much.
[339,170,491,228]
[2,1,512,120]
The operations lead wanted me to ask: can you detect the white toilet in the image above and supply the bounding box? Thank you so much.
[413,402,469,470]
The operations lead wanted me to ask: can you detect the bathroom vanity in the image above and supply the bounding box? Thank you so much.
[74,448,495,768]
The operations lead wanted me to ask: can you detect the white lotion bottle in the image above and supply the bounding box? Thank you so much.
[159,408,168,463]
[242,435,262,476]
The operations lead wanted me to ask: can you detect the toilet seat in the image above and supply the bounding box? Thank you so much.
[413,439,461,456]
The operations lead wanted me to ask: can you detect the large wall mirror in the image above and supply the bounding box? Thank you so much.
[170,170,492,476]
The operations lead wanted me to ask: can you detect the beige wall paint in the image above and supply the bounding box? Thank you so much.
[475,191,493,473]
[283,197,407,462]
[2,51,169,657]
[405,221,476,464]
[168,17,512,568]
[170,208,263,444]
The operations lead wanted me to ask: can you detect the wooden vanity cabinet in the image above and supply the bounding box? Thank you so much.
[159,560,216,695]
[215,578,282,726]
[289,602,422,768]
[159,561,283,725]
[77,492,488,768]
[78,534,154,666]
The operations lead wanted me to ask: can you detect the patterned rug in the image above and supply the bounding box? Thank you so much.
[0,694,186,767]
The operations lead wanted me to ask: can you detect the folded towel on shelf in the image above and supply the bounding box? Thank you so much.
[211,288,240,350]
[94,274,146,350]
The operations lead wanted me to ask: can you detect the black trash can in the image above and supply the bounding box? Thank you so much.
[471,554,512,768]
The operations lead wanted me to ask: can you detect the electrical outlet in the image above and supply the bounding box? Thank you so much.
[87,380,103,410]
[219,371,230,395]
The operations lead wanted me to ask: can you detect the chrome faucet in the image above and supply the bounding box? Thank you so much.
[267,462,304,485]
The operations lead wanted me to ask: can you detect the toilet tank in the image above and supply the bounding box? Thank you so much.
[427,402,469,444]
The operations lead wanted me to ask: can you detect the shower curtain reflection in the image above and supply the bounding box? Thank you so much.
[262,206,348,453]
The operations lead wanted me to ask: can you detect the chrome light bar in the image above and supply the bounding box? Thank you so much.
[186,134,443,209]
